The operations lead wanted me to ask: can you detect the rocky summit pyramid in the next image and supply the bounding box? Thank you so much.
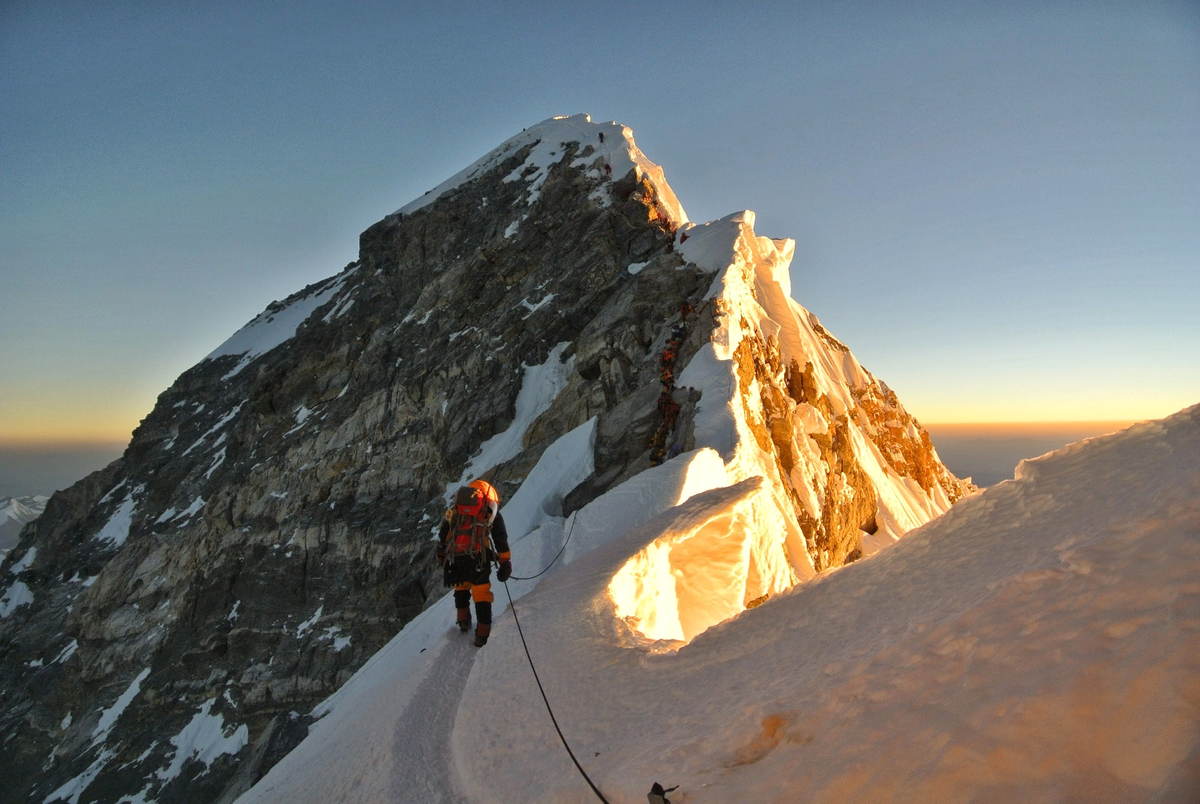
[0,114,972,804]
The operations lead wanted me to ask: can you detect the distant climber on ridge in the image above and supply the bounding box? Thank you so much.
[436,479,511,647]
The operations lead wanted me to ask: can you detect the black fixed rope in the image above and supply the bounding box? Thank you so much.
[501,579,609,804]
[510,511,579,581]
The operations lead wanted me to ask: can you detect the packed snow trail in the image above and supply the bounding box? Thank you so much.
[387,633,474,804]
[236,450,732,804]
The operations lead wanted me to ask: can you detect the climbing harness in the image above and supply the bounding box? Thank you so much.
[501,579,610,803]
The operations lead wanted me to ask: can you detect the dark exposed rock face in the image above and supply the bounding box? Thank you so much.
[0,117,970,804]
[0,123,706,804]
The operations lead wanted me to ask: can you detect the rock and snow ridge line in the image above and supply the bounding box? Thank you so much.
[394,113,688,226]
[7,111,971,804]
[194,118,675,436]
[236,139,973,803]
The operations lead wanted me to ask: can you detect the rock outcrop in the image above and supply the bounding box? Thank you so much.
[0,115,971,804]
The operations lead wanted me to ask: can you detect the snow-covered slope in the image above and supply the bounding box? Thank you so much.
[234,161,990,802]
[241,402,1199,804]
[4,114,970,804]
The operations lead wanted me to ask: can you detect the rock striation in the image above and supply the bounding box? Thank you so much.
[0,115,971,804]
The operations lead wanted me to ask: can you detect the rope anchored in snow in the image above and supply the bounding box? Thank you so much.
[501,580,610,803]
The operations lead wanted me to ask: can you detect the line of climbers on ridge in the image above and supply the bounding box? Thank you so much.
[649,298,695,466]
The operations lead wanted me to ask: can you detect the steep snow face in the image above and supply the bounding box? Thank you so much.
[204,268,357,377]
[606,210,969,645]
[396,113,688,226]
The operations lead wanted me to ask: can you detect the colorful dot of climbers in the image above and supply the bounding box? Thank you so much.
[650,299,695,466]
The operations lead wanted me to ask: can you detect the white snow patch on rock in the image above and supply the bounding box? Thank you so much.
[53,639,78,664]
[8,546,36,574]
[42,748,117,804]
[172,497,205,522]
[93,491,140,547]
[155,699,248,781]
[296,605,323,638]
[0,580,33,617]
[446,342,572,500]
[91,668,150,747]
[519,293,555,319]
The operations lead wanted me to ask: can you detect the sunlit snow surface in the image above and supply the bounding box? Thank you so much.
[232,133,1196,802]
[238,405,1200,803]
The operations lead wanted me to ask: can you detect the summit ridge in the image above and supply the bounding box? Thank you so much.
[3,116,970,804]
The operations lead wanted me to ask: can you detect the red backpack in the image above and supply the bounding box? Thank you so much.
[449,485,493,557]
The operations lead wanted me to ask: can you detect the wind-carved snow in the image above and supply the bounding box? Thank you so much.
[90,668,151,747]
[42,748,117,804]
[53,639,79,664]
[395,114,687,226]
[182,402,245,456]
[205,268,357,378]
[519,293,554,318]
[501,416,597,543]
[447,406,1200,803]
[8,545,36,574]
[296,606,323,638]
[171,496,205,523]
[608,476,792,643]
[445,341,573,501]
[0,579,33,617]
[93,489,143,547]
[155,699,248,782]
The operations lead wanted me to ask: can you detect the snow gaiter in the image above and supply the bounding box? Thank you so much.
[454,589,471,632]
[474,601,492,644]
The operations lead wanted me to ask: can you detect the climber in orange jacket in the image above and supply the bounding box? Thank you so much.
[436,479,511,647]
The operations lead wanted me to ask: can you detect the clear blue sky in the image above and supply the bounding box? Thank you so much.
[2,0,1198,444]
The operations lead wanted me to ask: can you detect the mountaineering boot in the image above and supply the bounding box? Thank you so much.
[473,600,492,647]
[453,589,472,633]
